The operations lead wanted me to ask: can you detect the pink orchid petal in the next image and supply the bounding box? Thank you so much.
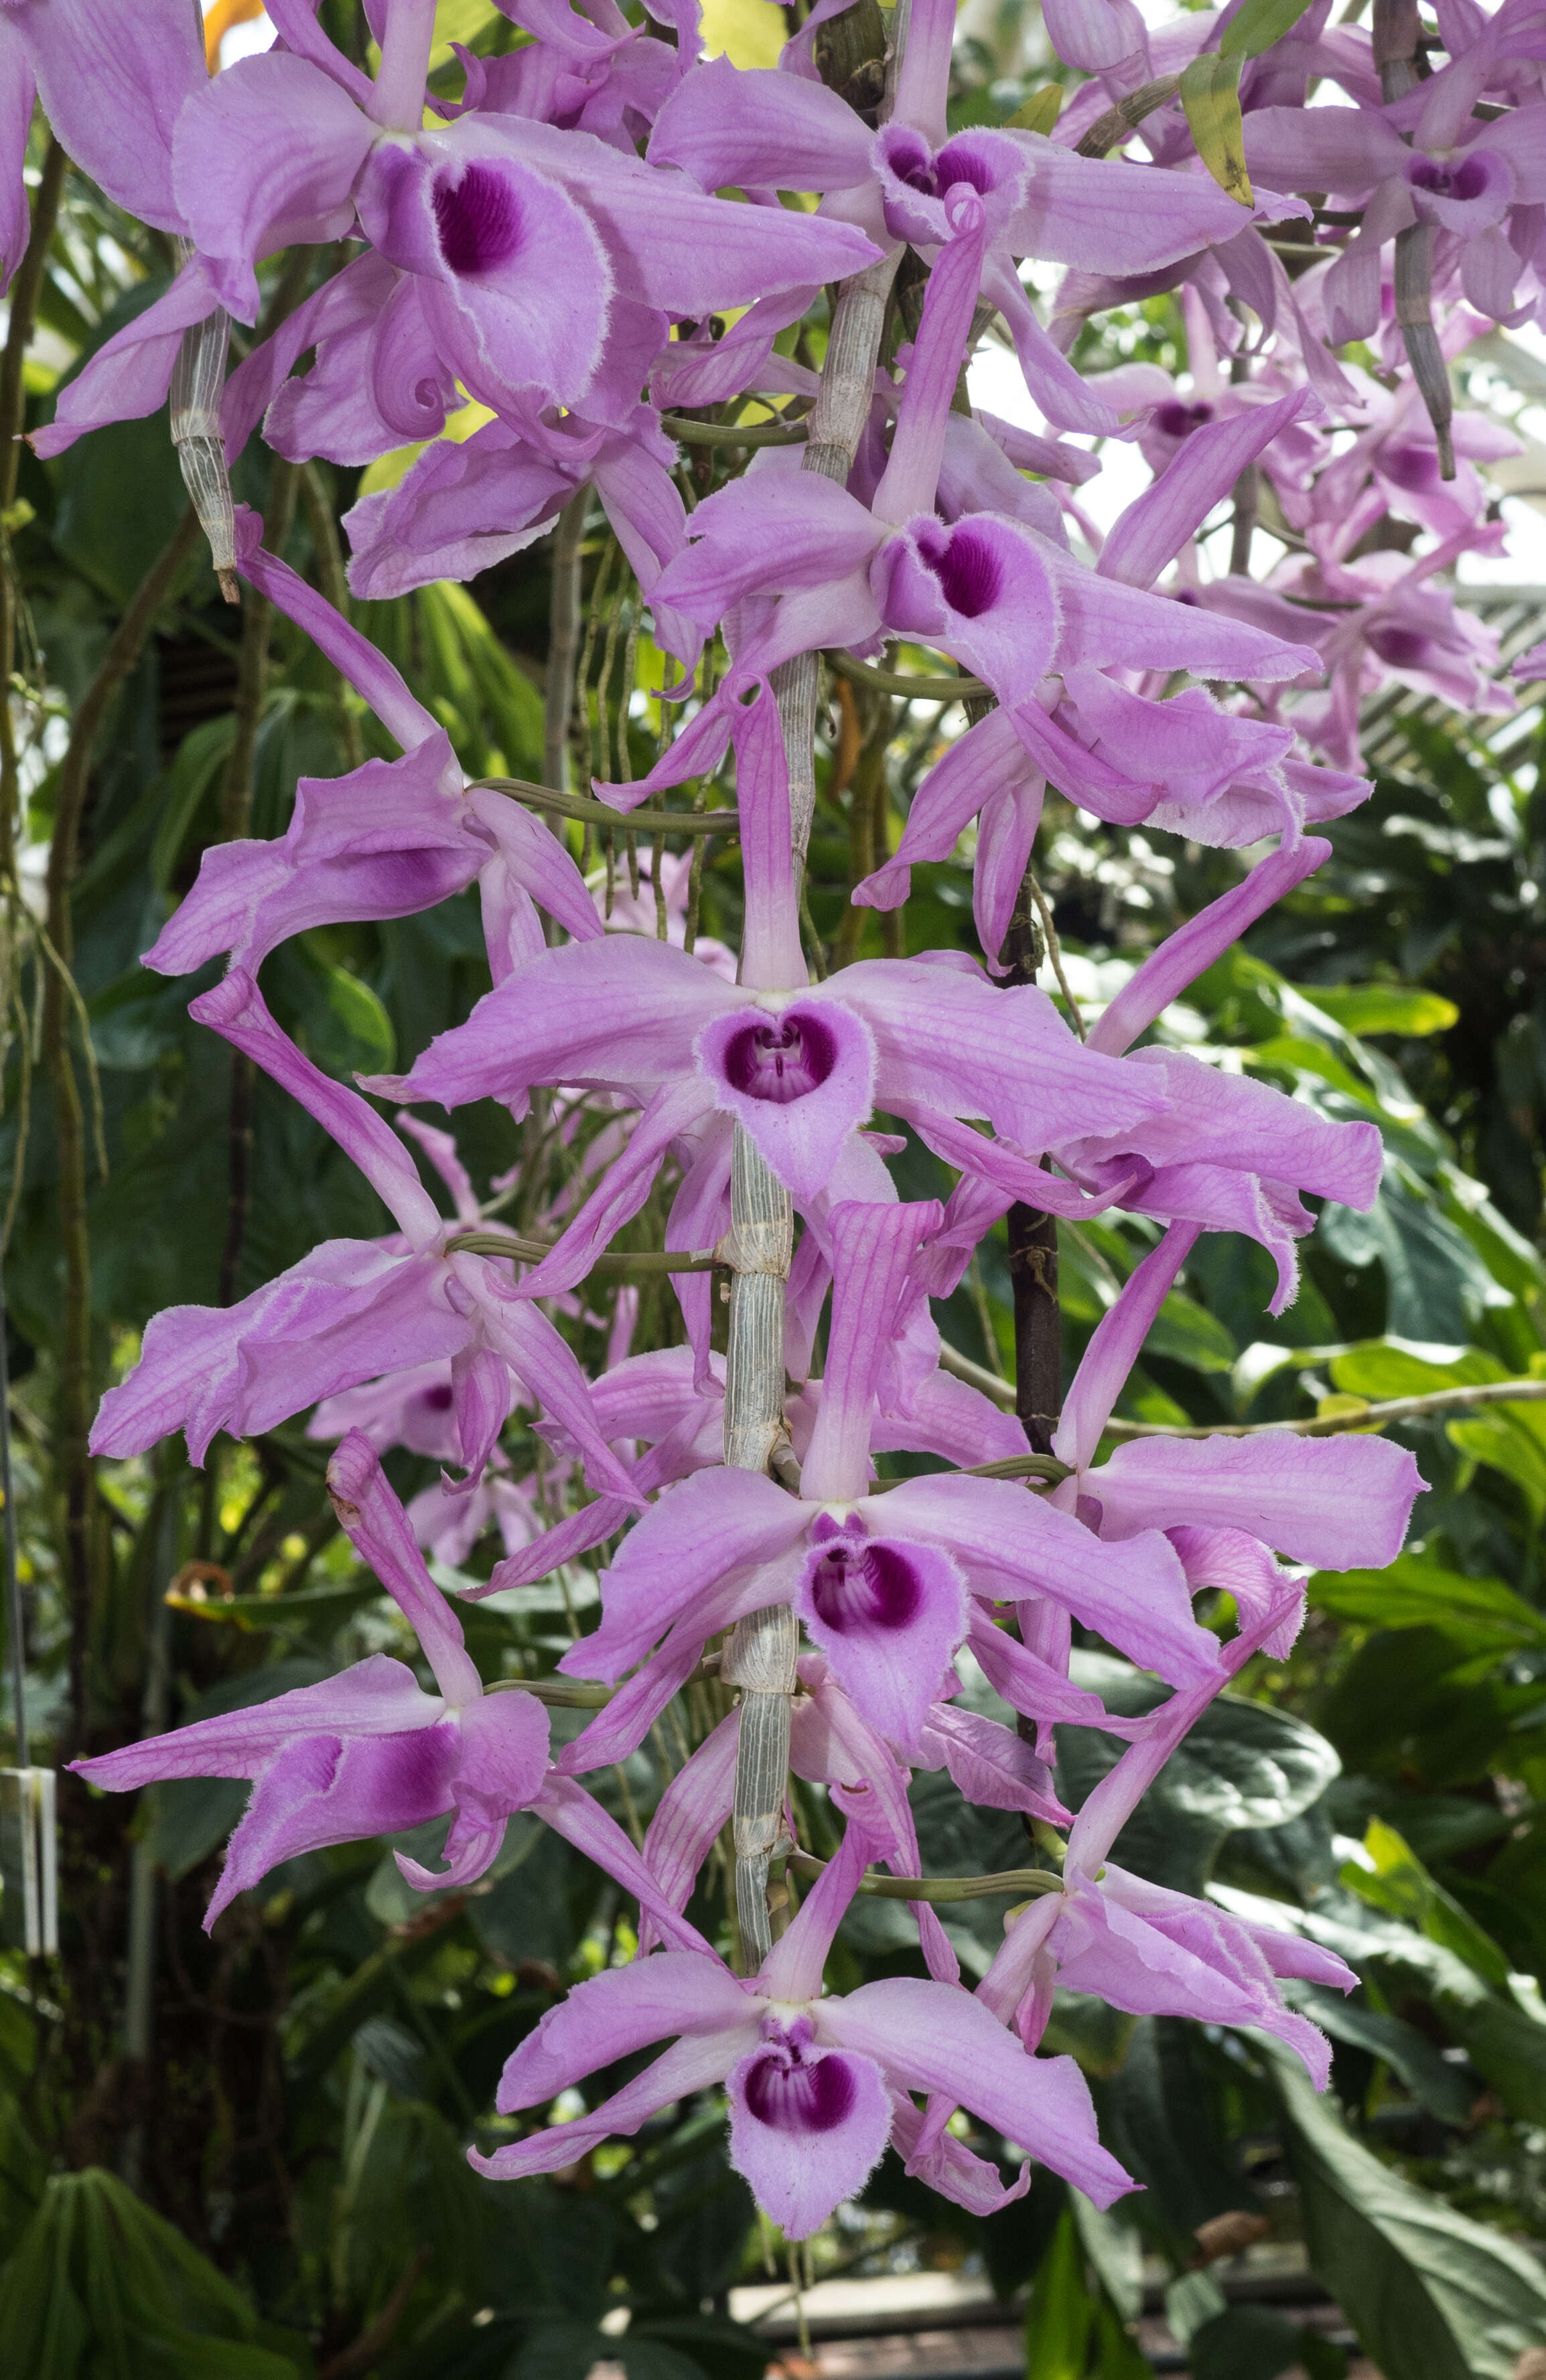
[727,2036,894,2239]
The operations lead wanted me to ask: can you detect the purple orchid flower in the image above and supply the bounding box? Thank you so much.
[1517,637,1546,680]
[474,1800,1135,2228]
[975,1582,1358,2081]
[90,970,638,1512]
[170,0,882,418]
[462,1250,1032,1602]
[1048,1221,1426,1582]
[557,1202,1226,1746]
[456,0,696,152]
[143,509,602,983]
[1244,78,1546,336]
[70,1434,697,1926]
[851,383,1368,962]
[626,198,1320,719]
[648,0,1261,433]
[376,677,1172,1287]
[636,1648,1072,1995]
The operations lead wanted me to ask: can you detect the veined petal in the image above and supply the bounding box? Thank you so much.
[384,936,736,1110]
[472,2028,754,2180]
[727,2032,893,2239]
[561,1469,811,1681]
[1089,1432,1423,1572]
[173,50,377,317]
[648,56,874,192]
[823,1978,1135,2207]
[206,1722,461,1927]
[496,1948,754,2113]
[327,1430,483,1705]
[7,0,204,232]
[69,1654,439,1791]
[882,1474,1224,1688]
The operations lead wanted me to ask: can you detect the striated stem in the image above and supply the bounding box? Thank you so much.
[1075,73,1182,159]
[720,1130,796,1969]
[723,21,914,1972]
[1373,0,1454,478]
[772,250,903,867]
[1393,224,1454,480]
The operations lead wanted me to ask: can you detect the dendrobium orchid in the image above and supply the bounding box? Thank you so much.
[33,0,1502,2263]
[91,972,638,1509]
[70,1435,691,1923]
[476,1806,1135,2229]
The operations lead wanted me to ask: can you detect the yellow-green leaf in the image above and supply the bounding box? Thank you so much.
[1007,85,1064,134]
[1180,52,1253,206]
[1219,0,1319,60]
[699,0,786,70]
[1297,982,1461,1038]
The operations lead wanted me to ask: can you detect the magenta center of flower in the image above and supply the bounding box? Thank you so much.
[1368,623,1427,668]
[808,1539,921,1635]
[434,164,526,277]
[1409,153,1492,203]
[886,134,997,200]
[721,1012,837,1104]
[743,2038,856,2134]
[1155,400,1214,439]
[913,524,1001,619]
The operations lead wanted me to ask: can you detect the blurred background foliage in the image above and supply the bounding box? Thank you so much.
[1,5,1546,2377]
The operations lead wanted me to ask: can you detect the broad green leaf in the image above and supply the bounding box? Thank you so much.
[1008,85,1064,132]
[1296,983,1460,1038]
[698,0,786,68]
[298,956,397,1080]
[1219,0,1320,52]
[1190,2304,1308,2380]
[1057,1681,1341,1895]
[1329,1345,1498,1400]
[1261,2034,1546,2379]
[1148,1289,1237,1374]
[1340,1819,1513,1986]
[1286,1982,1475,2123]
[1180,53,1253,205]
[1026,2206,1093,2380]
[1309,1553,1546,1656]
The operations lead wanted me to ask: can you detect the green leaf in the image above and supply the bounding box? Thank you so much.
[1190,2304,1310,2380]
[1340,1819,1513,1986]
[1295,984,1460,1038]
[149,715,238,892]
[297,956,397,1080]
[1309,1553,1546,1657]
[1285,1983,1476,2123]
[0,2170,304,2380]
[1148,1290,1238,1375]
[1025,2205,1093,2380]
[1180,53,1253,205]
[1261,2034,1546,2380]
[1058,1682,1341,1895]
[1006,84,1064,132]
[1218,0,1322,54]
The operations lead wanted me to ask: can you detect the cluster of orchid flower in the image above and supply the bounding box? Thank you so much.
[16,0,1535,2239]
